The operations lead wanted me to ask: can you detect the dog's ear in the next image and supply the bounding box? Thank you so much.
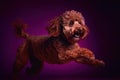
[82,25,89,39]
[47,16,61,37]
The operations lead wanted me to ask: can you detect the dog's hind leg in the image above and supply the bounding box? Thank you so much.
[26,45,44,76]
[13,42,29,80]
[26,58,44,76]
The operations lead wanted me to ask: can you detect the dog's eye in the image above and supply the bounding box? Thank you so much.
[69,20,74,26]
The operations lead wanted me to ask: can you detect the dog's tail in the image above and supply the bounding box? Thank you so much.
[12,20,29,39]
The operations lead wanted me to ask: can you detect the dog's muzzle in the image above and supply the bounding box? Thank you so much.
[72,29,85,39]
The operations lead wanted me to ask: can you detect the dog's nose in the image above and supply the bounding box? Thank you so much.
[75,29,85,35]
[78,28,83,32]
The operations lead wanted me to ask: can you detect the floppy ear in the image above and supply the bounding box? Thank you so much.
[82,25,89,39]
[47,17,61,37]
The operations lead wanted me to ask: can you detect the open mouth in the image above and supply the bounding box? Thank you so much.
[72,29,85,39]
[73,33,80,38]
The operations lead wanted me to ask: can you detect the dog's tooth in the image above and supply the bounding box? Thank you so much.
[75,35,79,38]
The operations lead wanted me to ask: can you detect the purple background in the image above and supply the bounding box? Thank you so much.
[0,0,120,80]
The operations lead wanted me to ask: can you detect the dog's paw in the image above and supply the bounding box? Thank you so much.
[93,59,105,67]
[26,67,31,75]
[26,67,35,76]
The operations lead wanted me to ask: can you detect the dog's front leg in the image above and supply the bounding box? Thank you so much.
[75,48,105,67]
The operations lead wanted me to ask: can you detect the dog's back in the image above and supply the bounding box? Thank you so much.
[27,36,63,64]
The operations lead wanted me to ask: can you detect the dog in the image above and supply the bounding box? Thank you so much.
[12,10,105,79]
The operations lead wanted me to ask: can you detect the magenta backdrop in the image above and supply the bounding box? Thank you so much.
[1,0,120,80]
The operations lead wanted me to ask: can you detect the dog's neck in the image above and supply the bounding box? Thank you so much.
[57,34,73,46]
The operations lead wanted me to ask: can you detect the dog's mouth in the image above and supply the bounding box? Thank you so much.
[72,29,85,40]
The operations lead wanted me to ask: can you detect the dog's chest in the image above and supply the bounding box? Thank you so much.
[54,41,81,63]
[33,37,81,64]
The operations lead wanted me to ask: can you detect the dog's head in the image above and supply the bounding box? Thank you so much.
[47,10,89,44]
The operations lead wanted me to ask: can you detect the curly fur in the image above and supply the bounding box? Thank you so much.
[13,10,105,79]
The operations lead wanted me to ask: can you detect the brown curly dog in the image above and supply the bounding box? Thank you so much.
[13,10,105,79]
